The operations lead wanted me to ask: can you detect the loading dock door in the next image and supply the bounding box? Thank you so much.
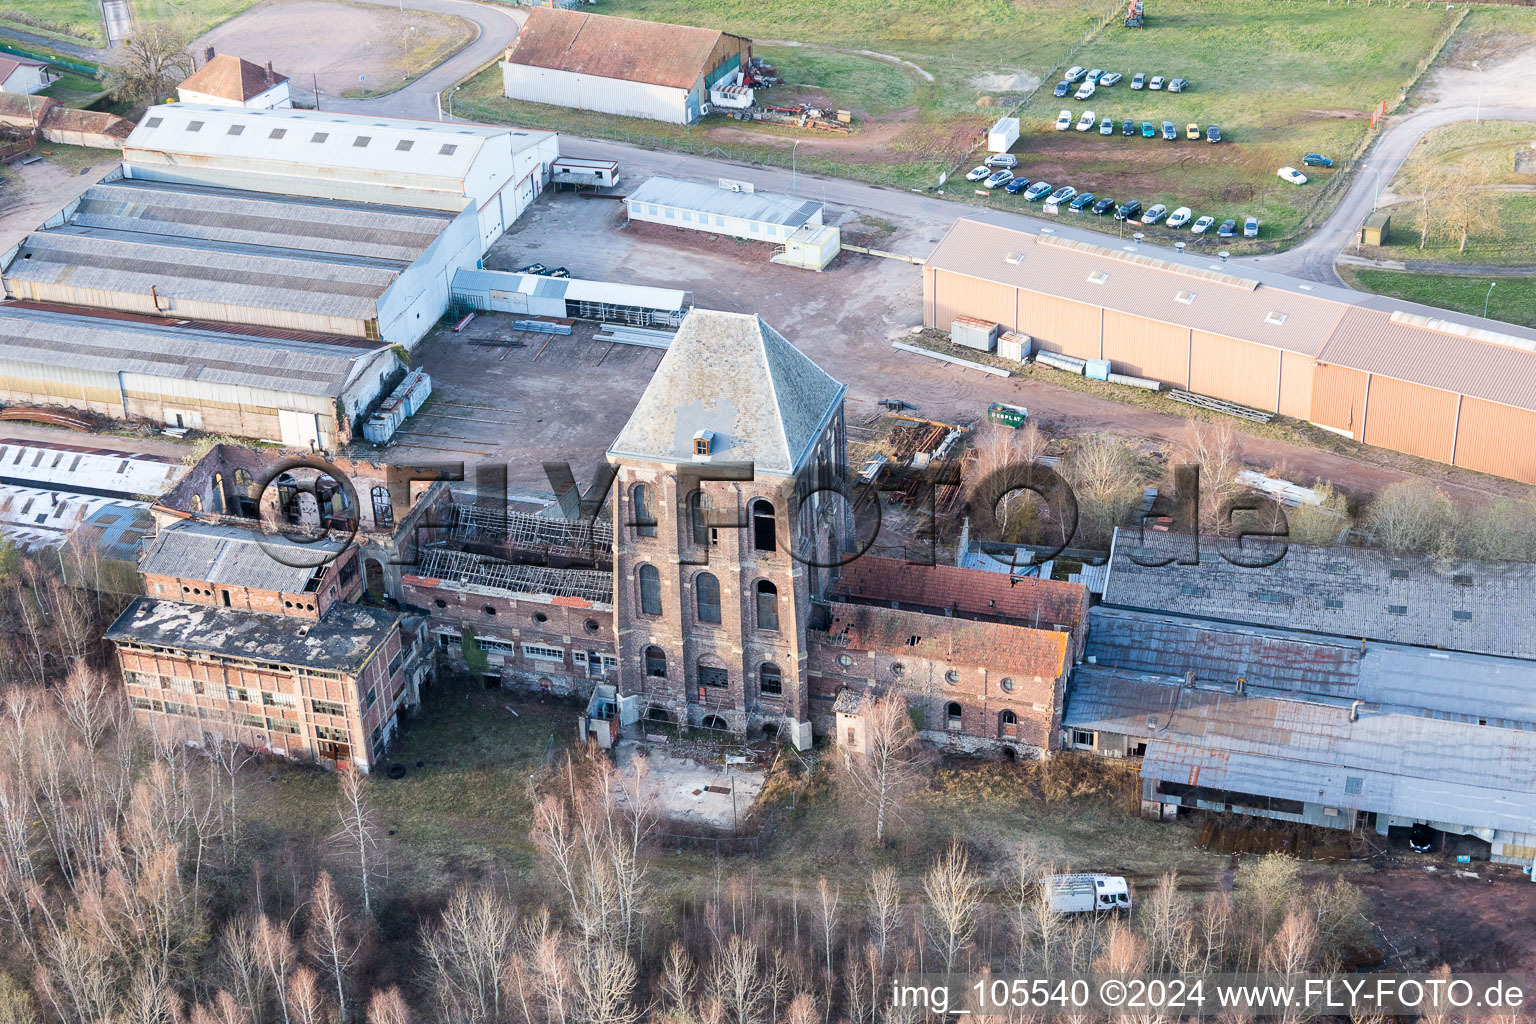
[278,409,321,449]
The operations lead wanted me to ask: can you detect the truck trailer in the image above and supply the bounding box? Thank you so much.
[1044,873,1132,913]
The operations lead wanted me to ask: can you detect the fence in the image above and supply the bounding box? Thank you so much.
[655,808,781,858]
[0,41,98,77]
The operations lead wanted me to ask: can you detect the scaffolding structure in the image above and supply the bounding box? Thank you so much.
[449,504,612,561]
[417,547,613,604]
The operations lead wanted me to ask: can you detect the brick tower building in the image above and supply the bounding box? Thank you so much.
[606,310,847,749]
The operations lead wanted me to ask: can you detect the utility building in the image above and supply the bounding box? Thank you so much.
[120,104,559,252]
[2,176,480,348]
[176,54,292,108]
[924,213,1536,485]
[501,8,751,125]
[623,176,825,245]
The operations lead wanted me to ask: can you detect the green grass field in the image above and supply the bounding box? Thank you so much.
[0,0,260,45]
[1394,120,1536,187]
[1346,268,1536,330]
[1370,193,1536,267]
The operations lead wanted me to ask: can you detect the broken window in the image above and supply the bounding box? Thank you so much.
[755,580,779,631]
[698,664,728,688]
[631,484,657,537]
[751,498,776,552]
[696,572,721,624]
[759,662,782,696]
[999,709,1018,737]
[644,646,666,678]
[371,485,394,528]
[946,702,963,731]
[638,564,661,616]
[688,490,711,545]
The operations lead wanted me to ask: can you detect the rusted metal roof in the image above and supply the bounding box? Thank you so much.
[833,555,1087,632]
[504,7,739,91]
[177,54,288,102]
[823,602,1069,679]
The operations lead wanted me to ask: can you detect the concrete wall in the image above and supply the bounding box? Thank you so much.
[141,545,364,619]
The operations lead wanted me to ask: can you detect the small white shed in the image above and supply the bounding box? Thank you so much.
[987,116,1019,154]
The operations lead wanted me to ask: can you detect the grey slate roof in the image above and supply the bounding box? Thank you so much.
[6,228,399,321]
[624,177,823,229]
[141,520,344,590]
[1065,669,1536,838]
[607,308,845,476]
[0,305,390,397]
[1103,530,1536,661]
[71,179,452,264]
[107,596,399,673]
[1081,606,1536,727]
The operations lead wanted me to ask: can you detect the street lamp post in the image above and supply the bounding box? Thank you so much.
[791,139,801,198]
[1484,281,1496,318]
[447,85,462,120]
[1473,61,1483,124]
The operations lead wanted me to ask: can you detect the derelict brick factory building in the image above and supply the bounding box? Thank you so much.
[924,213,1536,485]
[500,8,752,125]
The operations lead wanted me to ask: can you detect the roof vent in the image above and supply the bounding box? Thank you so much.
[1087,270,1109,285]
[1265,311,1288,326]
[1039,226,1055,234]
[1389,309,1536,354]
[1298,283,1314,291]
[1004,251,1024,265]
[1174,290,1196,304]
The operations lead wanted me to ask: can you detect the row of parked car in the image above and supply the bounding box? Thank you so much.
[1051,110,1221,141]
[1054,66,1189,101]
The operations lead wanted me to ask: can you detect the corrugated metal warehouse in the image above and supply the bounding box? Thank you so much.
[0,175,480,349]
[501,8,751,125]
[120,104,559,251]
[623,176,823,244]
[0,302,399,448]
[451,268,691,327]
[924,214,1536,484]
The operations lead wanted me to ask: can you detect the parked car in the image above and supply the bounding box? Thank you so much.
[1025,181,1054,201]
[1046,185,1077,206]
[1099,116,1114,135]
[1065,65,1088,82]
[1100,71,1123,87]
[1303,153,1334,167]
[1122,118,1135,136]
[1243,215,1259,238]
[984,169,1014,188]
[1005,175,1031,194]
[1068,192,1097,211]
[1149,75,1165,90]
[965,165,992,181]
[1142,203,1168,224]
[1092,196,1116,215]
[1277,166,1308,185]
[1086,68,1104,83]
[1190,215,1215,234]
[1055,109,1073,130]
[1074,81,1096,100]
[1054,80,1072,97]
[1217,218,1237,238]
[1167,206,1193,227]
[1206,124,1221,143]
[1161,120,1177,140]
[985,153,1018,168]
[1186,122,1200,140]
[1169,77,1188,92]
[1131,72,1146,90]
[1076,110,1096,131]
[1115,199,1143,221]
[1141,120,1156,138]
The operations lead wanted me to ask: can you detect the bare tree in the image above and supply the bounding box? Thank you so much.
[814,877,840,984]
[1063,434,1146,547]
[366,987,413,1024]
[421,885,516,1024]
[656,942,696,1024]
[839,694,929,846]
[865,866,902,964]
[102,20,196,105]
[922,841,982,975]
[307,872,359,1023]
[333,769,382,918]
[254,915,300,1024]
[571,939,641,1024]
[707,935,766,1024]
[1365,480,1454,554]
[1177,419,1244,536]
[286,968,329,1024]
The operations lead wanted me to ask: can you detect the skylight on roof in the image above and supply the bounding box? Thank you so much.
[1088,270,1109,285]
[269,128,286,139]
[1004,251,1024,265]
[353,136,371,147]
[311,132,328,143]
[439,144,457,155]
[1265,311,1288,325]
[396,140,414,151]
[145,116,163,128]
[1174,290,1196,304]
[186,121,204,132]
[227,125,244,136]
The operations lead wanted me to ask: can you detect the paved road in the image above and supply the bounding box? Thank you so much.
[323,0,524,120]
[1244,103,1536,287]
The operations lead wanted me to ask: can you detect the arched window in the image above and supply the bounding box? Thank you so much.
[687,490,711,546]
[189,494,203,513]
[755,580,779,631]
[631,484,657,538]
[999,708,1018,737]
[637,564,662,616]
[695,572,721,624]
[371,485,394,528]
[759,662,782,696]
[698,659,728,688]
[751,498,776,552]
[946,702,963,731]
[234,467,254,492]
[211,473,226,514]
[644,646,666,678]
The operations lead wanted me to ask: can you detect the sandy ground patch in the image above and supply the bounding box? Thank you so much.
[614,740,764,830]
[195,0,476,102]
[0,156,103,254]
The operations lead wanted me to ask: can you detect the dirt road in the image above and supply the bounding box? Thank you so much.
[0,157,104,254]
